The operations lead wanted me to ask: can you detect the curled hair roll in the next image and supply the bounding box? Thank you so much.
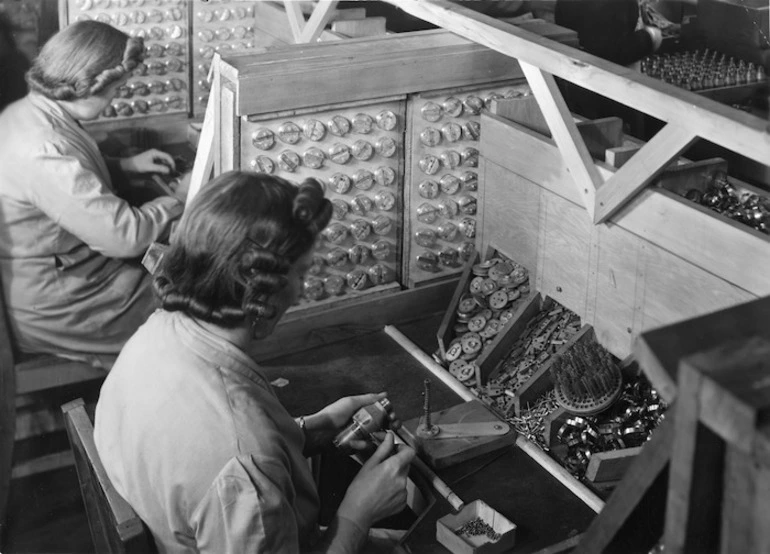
[154,276,248,326]
[293,178,332,236]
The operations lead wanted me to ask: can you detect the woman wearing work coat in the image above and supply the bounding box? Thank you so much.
[0,21,185,363]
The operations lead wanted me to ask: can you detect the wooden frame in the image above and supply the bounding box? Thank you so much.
[381,0,770,223]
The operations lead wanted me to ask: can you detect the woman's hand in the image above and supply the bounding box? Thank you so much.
[120,149,176,174]
[302,392,401,454]
[170,171,191,203]
[337,432,416,531]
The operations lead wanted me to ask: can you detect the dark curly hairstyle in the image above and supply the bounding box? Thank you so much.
[154,171,332,328]
[26,21,143,101]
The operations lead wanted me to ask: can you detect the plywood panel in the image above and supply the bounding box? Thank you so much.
[592,224,641,357]
[481,161,540,275]
[638,245,754,332]
[539,193,591,318]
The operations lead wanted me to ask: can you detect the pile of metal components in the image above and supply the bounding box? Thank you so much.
[485,304,582,400]
[455,517,501,542]
[555,377,667,479]
[683,170,770,234]
[640,49,766,91]
[438,255,531,384]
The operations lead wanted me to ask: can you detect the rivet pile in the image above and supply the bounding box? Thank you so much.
[455,517,501,542]
[640,49,766,91]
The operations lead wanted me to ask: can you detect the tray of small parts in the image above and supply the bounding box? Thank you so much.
[435,247,532,389]
[436,500,516,554]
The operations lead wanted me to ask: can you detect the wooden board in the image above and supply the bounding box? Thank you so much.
[584,447,643,484]
[331,17,387,37]
[400,400,517,469]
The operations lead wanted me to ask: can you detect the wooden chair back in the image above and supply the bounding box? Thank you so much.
[62,398,156,554]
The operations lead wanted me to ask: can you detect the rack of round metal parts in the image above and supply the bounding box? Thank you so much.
[241,101,403,305]
[69,0,190,120]
[437,255,531,385]
[406,83,531,285]
[640,49,767,92]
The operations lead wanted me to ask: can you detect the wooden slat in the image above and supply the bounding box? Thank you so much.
[188,56,221,202]
[283,0,306,42]
[594,124,697,223]
[382,0,770,167]
[331,17,387,38]
[299,0,340,43]
[585,447,643,483]
[0,284,16,542]
[520,62,602,218]
[10,450,74,479]
[252,1,341,44]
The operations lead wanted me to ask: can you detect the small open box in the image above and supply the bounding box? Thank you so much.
[436,500,516,554]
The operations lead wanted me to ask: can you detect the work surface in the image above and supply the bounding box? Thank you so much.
[260,317,595,553]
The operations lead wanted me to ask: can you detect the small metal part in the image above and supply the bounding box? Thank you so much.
[417,380,440,438]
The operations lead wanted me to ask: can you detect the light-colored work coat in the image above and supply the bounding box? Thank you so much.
[0,93,183,357]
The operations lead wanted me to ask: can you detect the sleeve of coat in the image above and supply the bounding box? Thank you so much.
[27,140,184,258]
[191,455,302,554]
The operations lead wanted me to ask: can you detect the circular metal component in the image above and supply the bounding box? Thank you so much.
[463,95,484,115]
[421,101,442,122]
[415,228,437,248]
[468,315,487,333]
[115,85,132,99]
[130,82,150,96]
[371,215,392,236]
[249,156,274,174]
[461,147,479,168]
[324,222,349,244]
[303,278,325,301]
[485,92,504,109]
[374,190,396,211]
[278,122,302,145]
[328,173,352,195]
[440,150,461,170]
[375,166,396,187]
[303,119,326,142]
[328,143,351,165]
[352,169,375,191]
[251,128,275,150]
[416,202,439,224]
[463,121,481,141]
[165,95,184,110]
[437,222,458,242]
[457,195,477,215]
[166,42,184,57]
[131,99,149,114]
[346,268,369,291]
[165,57,184,73]
[461,171,478,192]
[130,10,146,24]
[115,102,134,117]
[134,62,148,76]
[438,198,459,218]
[439,247,460,268]
[349,194,373,216]
[439,174,461,195]
[469,276,485,294]
[375,137,397,158]
[350,219,372,241]
[348,244,371,265]
[166,7,183,21]
[352,113,374,134]
[442,122,463,143]
[327,115,351,137]
[302,148,325,169]
[419,155,441,176]
[326,247,348,268]
[331,199,349,220]
[420,128,442,147]
[490,290,509,310]
[458,241,475,261]
[197,29,214,42]
[368,263,394,286]
[166,24,184,39]
[199,46,215,59]
[418,180,440,200]
[376,110,398,131]
[148,9,164,23]
[416,250,439,272]
[146,43,165,58]
[442,96,463,117]
[371,239,392,260]
[277,150,301,173]
[148,98,168,112]
[351,140,374,161]
[215,27,232,41]
[461,332,483,354]
[324,275,345,296]
[148,80,165,94]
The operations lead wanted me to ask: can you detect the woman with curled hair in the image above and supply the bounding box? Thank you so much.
[0,21,186,362]
[95,171,415,554]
